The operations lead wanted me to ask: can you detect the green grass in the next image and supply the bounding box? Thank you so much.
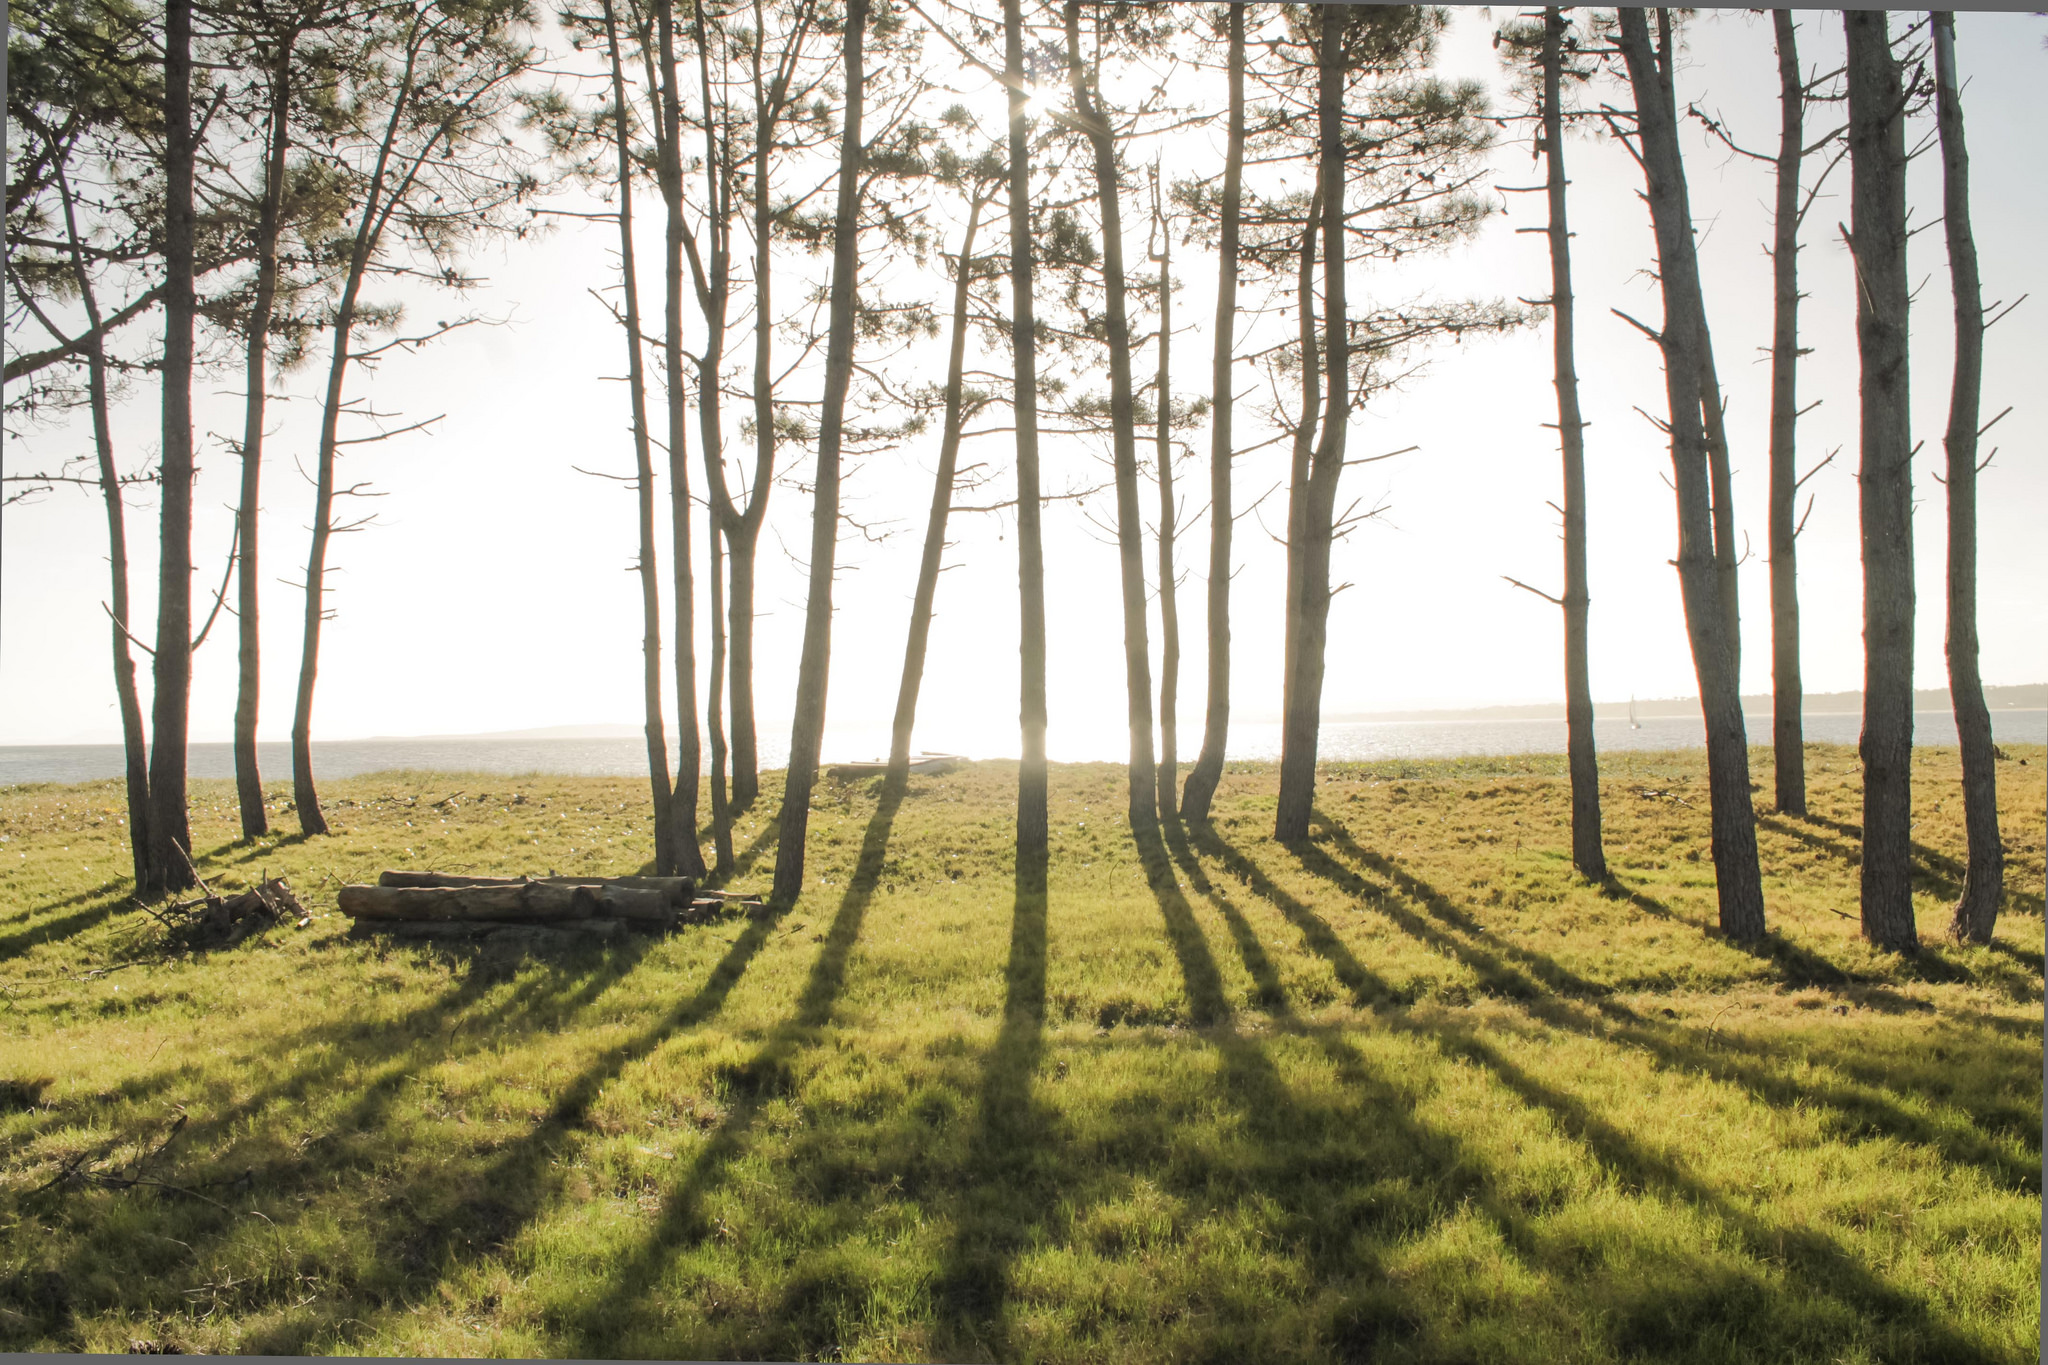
[0,744,2040,1362]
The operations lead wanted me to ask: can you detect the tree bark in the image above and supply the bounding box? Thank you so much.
[1275,3,1350,844]
[770,0,866,905]
[605,0,678,877]
[1616,8,1765,941]
[1066,0,1157,828]
[1697,332,1740,671]
[1152,183,1179,821]
[234,54,294,841]
[1932,12,2001,944]
[60,167,153,890]
[888,193,986,780]
[1844,10,1917,953]
[149,0,198,894]
[1180,1,1243,825]
[687,0,734,875]
[708,518,735,877]
[730,1,789,811]
[1006,0,1050,867]
[1543,7,1604,881]
[653,0,705,877]
[292,27,426,838]
[1767,8,1807,817]
[1276,174,1321,844]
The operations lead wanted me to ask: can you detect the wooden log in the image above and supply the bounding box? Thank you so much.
[583,886,674,922]
[337,883,591,922]
[377,870,695,906]
[348,917,627,944]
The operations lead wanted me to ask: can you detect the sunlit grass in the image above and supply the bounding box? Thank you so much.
[0,744,2039,1361]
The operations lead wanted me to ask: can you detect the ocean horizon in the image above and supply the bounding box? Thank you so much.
[3,708,2042,787]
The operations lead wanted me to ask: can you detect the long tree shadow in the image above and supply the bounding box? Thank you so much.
[1291,820,2041,1195]
[30,930,677,1349]
[1196,819,2008,1360]
[1761,810,1980,903]
[1147,824,1539,1261]
[1594,868,1863,992]
[1154,820,1847,1358]
[930,812,1051,1360]
[0,889,136,959]
[553,776,908,1358]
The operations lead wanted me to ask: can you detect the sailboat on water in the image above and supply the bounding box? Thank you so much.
[1629,695,1641,730]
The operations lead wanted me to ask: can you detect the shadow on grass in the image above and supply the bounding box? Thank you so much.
[1153,818,1873,1360]
[1285,817,2042,1196]
[1178,816,2011,1361]
[21,928,670,1351]
[554,777,907,1359]
[0,888,137,959]
[930,810,1051,1360]
[1756,812,1980,908]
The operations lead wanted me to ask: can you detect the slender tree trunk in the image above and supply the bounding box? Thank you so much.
[888,194,985,779]
[605,0,677,877]
[149,0,198,894]
[1767,8,1807,817]
[725,521,759,805]
[653,0,705,877]
[732,12,780,811]
[708,517,735,877]
[1932,13,2002,944]
[1066,0,1156,828]
[1180,1,1243,824]
[1543,7,1604,881]
[1153,191,1179,820]
[234,61,293,841]
[1006,0,1050,865]
[1617,8,1765,940]
[689,0,735,872]
[770,0,866,905]
[1275,3,1350,844]
[1277,176,1322,843]
[1843,10,1917,953]
[1698,331,1740,668]
[292,41,421,838]
[60,169,153,888]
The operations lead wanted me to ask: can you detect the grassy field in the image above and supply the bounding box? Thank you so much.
[0,744,2040,1362]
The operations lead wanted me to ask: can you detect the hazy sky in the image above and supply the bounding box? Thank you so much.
[4,7,2044,762]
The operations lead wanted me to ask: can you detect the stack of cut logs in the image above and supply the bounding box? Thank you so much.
[338,870,762,944]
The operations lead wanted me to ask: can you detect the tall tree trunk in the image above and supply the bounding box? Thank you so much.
[888,194,985,779]
[1180,1,1243,824]
[149,0,198,894]
[1276,176,1322,842]
[1006,0,1050,866]
[1932,12,2000,944]
[1844,10,1916,953]
[730,1,783,811]
[1698,332,1740,669]
[1543,7,1604,881]
[1152,185,1179,820]
[1275,2,1349,844]
[292,38,423,838]
[606,0,677,877]
[770,0,866,905]
[60,168,153,889]
[1616,8,1765,941]
[1767,8,1807,817]
[688,0,735,871]
[653,0,705,877]
[1066,0,1156,828]
[234,55,294,842]
[708,518,735,876]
